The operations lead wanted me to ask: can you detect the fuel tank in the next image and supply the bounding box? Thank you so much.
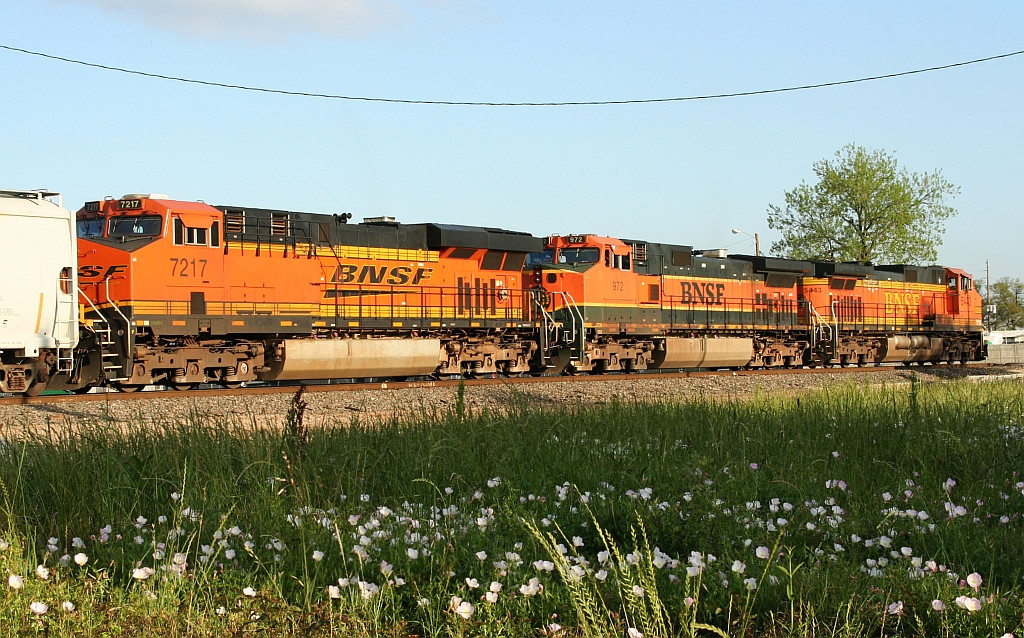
[651,337,754,369]
[879,336,944,363]
[260,338,442,381]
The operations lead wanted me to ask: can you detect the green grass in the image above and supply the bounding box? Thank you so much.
[1,376,1023,636]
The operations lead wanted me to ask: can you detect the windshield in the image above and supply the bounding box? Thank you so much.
[557,247,600,265]
[107,215,162,239]
[76,218,104,238]
[526,250,555,267]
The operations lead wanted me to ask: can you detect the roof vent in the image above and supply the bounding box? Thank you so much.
[121,193,170,200]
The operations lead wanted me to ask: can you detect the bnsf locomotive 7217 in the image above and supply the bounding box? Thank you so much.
[0,191,986,396]
[61,194,543,392]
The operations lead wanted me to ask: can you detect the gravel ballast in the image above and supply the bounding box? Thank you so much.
[2,365,1021,436]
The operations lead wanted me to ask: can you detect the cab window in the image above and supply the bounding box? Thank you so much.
[77,218,104,238]
[173,218,220,247]
[526,250,555,267]
[107,215,162,238]
[558,247,600,264]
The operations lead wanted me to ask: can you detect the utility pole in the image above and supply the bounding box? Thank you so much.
[986,260,991,333]
[731,229,761,256]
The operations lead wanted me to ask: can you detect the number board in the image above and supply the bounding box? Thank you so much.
[118,199,143,210]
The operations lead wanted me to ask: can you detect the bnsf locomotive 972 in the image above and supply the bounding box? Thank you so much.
[0,190,986,396]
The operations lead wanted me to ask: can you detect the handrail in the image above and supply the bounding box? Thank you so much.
[530,290,560,360]
[551,291,585,360]
[808,301,833,351]
[77,285,110,325]
[104,277,132,335]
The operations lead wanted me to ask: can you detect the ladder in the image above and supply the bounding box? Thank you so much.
[54,296,77,373]
[77,287,130,382]
[536,290,585,362]
[92,319,129,381]
[558,292,585,362]
[807,301,837,356]
[532,293,560,359]
[531,290,586,368]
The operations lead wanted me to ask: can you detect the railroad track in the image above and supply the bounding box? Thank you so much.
[0,362,991,407]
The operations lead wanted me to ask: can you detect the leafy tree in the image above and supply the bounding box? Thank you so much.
[767,144,959,264]
[984,276,1024,330]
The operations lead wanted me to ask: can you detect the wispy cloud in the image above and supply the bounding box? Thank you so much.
[45,0,460,42]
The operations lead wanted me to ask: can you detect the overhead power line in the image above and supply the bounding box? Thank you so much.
[2,44,1022,106]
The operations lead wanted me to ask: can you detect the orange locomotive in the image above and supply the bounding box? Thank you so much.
[796,261,984,366]
[527,234,985,373]
[48,197,985,393]
[61,194,543,391]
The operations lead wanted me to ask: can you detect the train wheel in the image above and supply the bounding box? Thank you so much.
[24,381,47,397]
[169,383,197,391]
[115,384,144,393]
[500,365,524,378]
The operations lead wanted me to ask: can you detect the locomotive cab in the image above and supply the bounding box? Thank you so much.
[77,196,167,246]
[77,195,226,327]
[528,234,645,317]
[528,234,695,373]
[945,268,980,318]
[73,195,231,389]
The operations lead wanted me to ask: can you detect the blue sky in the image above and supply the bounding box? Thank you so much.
[2,1,1021,283]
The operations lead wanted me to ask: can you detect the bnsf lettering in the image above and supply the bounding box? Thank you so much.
[331,264,433,285]
[885,292,921,307]
[78,264,128,279]
[680,281,726,304]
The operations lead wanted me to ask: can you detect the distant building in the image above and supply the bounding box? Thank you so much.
[986,330,1024,345]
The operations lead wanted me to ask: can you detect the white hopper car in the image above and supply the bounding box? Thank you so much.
[0,189,79,395]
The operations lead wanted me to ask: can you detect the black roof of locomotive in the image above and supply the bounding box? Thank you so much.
[730,254,814,275]
[627,241,754,279]
[811,261,876,278]
[424,224,543,253]
[873,264,948,284]
[215,205,542,253]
